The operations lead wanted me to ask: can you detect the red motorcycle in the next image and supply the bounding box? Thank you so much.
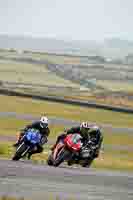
[47,133,83,167]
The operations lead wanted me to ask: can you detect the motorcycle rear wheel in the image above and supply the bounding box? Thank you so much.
[81,158,94,168]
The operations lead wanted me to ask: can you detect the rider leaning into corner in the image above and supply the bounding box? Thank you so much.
[51,121,103,164]
[13,115,50,159]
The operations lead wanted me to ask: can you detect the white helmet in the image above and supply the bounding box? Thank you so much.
[40,116,48,128]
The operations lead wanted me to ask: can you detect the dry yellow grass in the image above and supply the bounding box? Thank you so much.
[0,118,133,146]
[0,61,79,87]
[32,53,82,65]
[92,152,133,171]
[65,94,133,108]
[0,117,133,146]
[0,94,133,128]
[97,80,133,92]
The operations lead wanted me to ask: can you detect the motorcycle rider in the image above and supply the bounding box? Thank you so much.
[51,121,103,164]
[13,116,50,159]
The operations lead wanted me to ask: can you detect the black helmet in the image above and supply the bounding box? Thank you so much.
[80,122,99,137]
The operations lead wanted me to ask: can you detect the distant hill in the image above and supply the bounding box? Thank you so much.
[0,34,133,59]
[0,34,100,56]
[100,38,133,59]
[103,38,133,48]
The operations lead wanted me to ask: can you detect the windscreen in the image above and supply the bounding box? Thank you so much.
[71,134,82,144]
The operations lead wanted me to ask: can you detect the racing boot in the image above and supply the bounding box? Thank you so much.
[50,143,57,151]
[27,152,32,160]
[13,138,21,147]
[13,132,24,147]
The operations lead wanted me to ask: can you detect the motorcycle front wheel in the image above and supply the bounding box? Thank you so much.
[12,142,30,161]
[47,154,54,166]
[53,148,70,167]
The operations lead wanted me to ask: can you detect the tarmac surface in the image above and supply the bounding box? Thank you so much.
[0,159,133,200]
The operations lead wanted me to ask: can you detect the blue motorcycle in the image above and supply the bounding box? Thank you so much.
[12,128,41,161]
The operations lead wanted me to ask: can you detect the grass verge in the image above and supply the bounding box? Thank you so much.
[0,141,13,158]
[92,152,133,172]
[0,118,133,146]
[0,95,133,128]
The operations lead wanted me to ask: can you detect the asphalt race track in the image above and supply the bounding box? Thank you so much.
[0,159,133,200]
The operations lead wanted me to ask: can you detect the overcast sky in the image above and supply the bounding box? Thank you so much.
[0,0,133,41]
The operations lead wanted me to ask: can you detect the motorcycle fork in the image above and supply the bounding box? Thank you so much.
[21,146,30,157]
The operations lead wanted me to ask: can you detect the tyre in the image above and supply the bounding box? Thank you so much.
[12,142,29,161]
[81,158,93,168]
[47,154,54,166]
[67,160,74,166]
[53,148,70,167]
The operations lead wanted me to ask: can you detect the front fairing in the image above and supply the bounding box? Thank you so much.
[65,134,82,152]
[25,128,41,145]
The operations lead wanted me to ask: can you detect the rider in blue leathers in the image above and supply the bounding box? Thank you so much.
[14,116,50,159]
